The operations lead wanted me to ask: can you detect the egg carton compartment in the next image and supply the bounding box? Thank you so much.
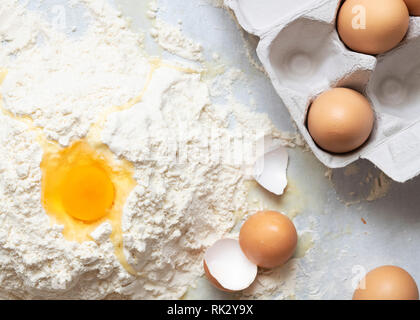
[268,17,375,97]
[368,36,420,120]
[226,0,420,182]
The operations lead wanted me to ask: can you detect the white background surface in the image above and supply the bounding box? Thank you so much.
[27,0,420,299]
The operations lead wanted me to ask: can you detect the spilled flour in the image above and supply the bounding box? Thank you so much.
[150,18,204,62]
[0,0,303,299]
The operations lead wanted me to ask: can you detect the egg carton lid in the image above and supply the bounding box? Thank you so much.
[225,0,329,37]
[226,0,420,182]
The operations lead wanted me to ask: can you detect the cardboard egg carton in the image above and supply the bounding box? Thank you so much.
[226,0,420,182]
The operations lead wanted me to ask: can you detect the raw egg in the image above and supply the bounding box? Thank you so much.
[239,211,297,269]
[404,0,420,15]
[42,141,119,225]
[353,265,419,300]
[337,0,410,54]
[307,87,374,154]
[61,164,115,222]
[41,140,137,274]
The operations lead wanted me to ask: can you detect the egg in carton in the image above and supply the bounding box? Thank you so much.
[226,0,420,182]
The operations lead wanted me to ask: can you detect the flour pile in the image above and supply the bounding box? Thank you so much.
[0,0,299,299]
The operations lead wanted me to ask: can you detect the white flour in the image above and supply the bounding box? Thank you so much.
[0,0,300,299]
[150,18,204,62]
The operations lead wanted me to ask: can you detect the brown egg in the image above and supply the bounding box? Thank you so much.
[307,88,374,154]
[353,265,419,300]
[404,0,420,15]
[337,0,410,54]
[239,211,297,269]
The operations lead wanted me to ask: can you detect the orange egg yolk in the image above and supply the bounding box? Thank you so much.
[41,140,138,275]
[41,140,136,240]
[60,165,115,222]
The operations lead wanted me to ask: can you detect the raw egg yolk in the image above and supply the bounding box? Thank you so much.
[41,140,135,243]
[60,165,115,222]
[41,140,138,274]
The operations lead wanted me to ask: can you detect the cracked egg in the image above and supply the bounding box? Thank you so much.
[41,139,137,274]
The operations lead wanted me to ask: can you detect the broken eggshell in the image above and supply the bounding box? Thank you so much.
[253,137,288,195]
[203,239,257,292]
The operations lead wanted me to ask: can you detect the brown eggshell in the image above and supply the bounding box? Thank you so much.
[307,87,374,154]
[404,0,420,16]
[337,0,409,54]
[239,211,297,269]
[353,265,419,300]
[203,260,235,293]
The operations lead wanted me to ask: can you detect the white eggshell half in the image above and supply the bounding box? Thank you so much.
[204,239,257,291]
[254,144,288,195]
